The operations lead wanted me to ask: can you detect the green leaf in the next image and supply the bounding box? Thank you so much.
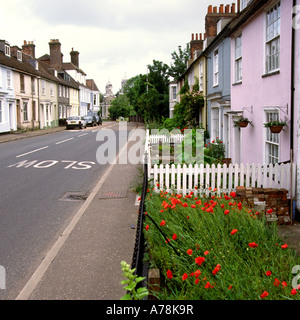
[120,294,132,300]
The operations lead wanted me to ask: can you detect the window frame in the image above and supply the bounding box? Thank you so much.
[235,34,242,83]
[213,49,219,87]
[264,109,280,164]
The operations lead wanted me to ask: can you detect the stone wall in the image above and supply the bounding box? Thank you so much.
[235,186,291,225]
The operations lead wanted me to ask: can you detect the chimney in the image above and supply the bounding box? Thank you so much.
[49,39,62,69]
[205,3,237,38]
[22,40,35,58]
[70,48,79,68]
[190,33,203,60]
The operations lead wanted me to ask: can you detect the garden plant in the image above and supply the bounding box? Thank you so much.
[143,188,300,300]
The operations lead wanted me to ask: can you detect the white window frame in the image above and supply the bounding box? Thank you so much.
[264,109,280,164]
[265,2,281,74]
[199,61,204,92]
[5,45,10,57]
[7,70,11,89]
[213,49,219,87]
[235,34,242,83]
[50,84,54,97]
[212,107,220,140]
[42,80,46,96]
[23,101,28,122]
[0,100,3,123]
[0,67,2,88]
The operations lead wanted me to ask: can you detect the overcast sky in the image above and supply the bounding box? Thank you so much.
[2,0,234,93]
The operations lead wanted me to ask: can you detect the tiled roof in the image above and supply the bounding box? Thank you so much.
[86,79,100,91]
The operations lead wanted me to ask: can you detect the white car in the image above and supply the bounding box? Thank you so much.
[66,116,87,129]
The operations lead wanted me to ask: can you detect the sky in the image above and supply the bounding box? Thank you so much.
[1,0,234,94]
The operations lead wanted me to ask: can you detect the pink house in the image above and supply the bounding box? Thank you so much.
[229,0,298,166]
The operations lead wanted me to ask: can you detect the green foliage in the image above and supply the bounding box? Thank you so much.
[144,191,300,300]
[168,44,190,81]
[205,138,225,162]
[108,94,134,120]
[120,261,149,300]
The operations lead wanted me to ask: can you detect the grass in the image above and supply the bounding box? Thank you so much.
[143,188,300,300]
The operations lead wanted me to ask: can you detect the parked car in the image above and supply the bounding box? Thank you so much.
[66,116,87,129]
[95,115,102,125]
[84,115,97,126]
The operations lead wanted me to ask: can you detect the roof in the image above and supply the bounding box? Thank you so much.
[62,62,87,76]
[86,79,100,91]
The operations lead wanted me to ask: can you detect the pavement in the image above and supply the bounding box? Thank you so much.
[1,124,300,300]
[1,123,144,300]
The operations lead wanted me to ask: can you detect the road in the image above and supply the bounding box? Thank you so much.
[0,122,129,299]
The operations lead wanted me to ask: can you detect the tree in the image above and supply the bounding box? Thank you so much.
[168,44,190,81]
[108,94,133,120]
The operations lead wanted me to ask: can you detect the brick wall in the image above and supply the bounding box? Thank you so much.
[235,186,291,225]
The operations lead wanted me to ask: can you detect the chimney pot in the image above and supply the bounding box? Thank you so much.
[225,4,230,13]
[219,4,224,13]
[213,6,218,13]
[192,33,194,41]
[231,3,236,13]
[208,5,213,14]
[196,33,198,40]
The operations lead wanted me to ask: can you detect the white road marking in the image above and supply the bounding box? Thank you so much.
[55,138,74,145]
[16,146,49,158]
[77,133,89,137]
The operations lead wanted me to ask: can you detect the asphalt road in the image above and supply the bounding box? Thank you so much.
[0,122,127,299]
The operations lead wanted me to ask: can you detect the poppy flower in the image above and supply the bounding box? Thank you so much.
[249,242,258,248]
[281,244,288,249]
[195,278,200,285]
[228,285,233,290]
[291,289,297,295]
[260,291,269,299]
[182,273,188,281]
[195,270,201,278]
[204,250,210,255]
[195,256,205,266]
[191,204,196,209]
[145,225,149,231]
[160,220,166,227]
[274,278,280,287]
[224,210,230,215]
[212,264,221,275]
[187,249,193,256]
[204,282,214,289]
[231,229,238,235]
[282,281,288,288]
[267,209,273,214]
[230,191,237,198]
[167,270,173,279]
[172,234,177,241]
[265,271,272,277]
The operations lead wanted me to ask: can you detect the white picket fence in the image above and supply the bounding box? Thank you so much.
[144,130,296,198]
[149,162,296,198]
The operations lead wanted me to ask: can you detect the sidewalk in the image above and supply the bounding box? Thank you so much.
[12,122,144,300]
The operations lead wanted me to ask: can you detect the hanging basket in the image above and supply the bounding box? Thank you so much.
[269,126,283,134]
[238,121,249,128]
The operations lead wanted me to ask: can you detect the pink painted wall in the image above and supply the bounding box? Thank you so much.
[230,0,294,164]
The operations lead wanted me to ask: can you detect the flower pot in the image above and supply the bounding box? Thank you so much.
[269,126,283,134]
[238,121,249,128]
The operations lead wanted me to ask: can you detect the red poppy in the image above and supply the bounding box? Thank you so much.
[204,250,210,255]
[145,225,149,231]
[194,269,201,278]
[221,204,225,209]
[228,285,233,290]
[195,256,205,266]
[204,281,214,289]
[160,220,166,227]
[195,278,200,285]
[281,244,288,249]
[212,264,221,275]
[187,249,193,256]
[274,278,280,287]
[191,204,196,209]
[182,203,188,207]
[266,209,273,214]
[230,191,237,198]
[172,234,177,241]
[260,291,269,299]
[231,229,238,235]
[265,271,272,277]
[182,273,188,281]
[224,210,230,215]
[282,281,288,288]
[167,270,173,279]
[291,289,297,295]
[248,242,258,248]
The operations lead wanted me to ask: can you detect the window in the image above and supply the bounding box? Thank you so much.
[212,108,220,140]
[7,70,11,89]
[266,2,281,73]
[265,110,279,164]
[235,34,242,83]
[31,77,35,94]
[5,45,10,57]
[23,101,28,121]
[172,86,177,101]
[20,74,25,93]
[42,80,46,95]
[17,51,22,61]
[213,49,219,86]
[32,100,36,121]
[199,61,204,92]
[0,100,2,123]
[0,68,2,88]
[50,84,54,97]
